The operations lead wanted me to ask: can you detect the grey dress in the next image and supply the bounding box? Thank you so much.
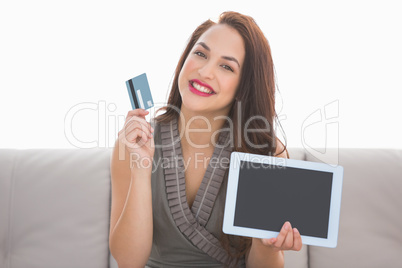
[146,117,245,268]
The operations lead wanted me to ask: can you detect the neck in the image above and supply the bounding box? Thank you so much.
[178,107,229,150]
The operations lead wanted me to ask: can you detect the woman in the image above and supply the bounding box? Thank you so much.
[109,11,302,268]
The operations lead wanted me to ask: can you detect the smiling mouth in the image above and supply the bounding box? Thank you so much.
[190,80,215,94]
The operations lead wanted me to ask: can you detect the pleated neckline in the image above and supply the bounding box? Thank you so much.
[159,117,244,266]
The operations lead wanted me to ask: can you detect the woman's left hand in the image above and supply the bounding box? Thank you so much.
[260,221,302,251]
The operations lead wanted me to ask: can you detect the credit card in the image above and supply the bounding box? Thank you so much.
[125,73,154,110]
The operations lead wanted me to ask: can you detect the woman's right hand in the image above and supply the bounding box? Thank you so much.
[118,109,155,169]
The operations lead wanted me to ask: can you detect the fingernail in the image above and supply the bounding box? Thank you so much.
[284,222,290,231]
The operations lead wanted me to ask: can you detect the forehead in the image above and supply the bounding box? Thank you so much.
[196,24,245,62]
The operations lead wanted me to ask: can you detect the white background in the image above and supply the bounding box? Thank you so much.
[1,0,401,150]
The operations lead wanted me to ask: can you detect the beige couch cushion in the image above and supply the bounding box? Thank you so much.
[2,147,400,268]
[306,149,402,268]
[0,149,112,268]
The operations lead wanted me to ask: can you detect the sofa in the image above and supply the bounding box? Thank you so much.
[1,148,401,268]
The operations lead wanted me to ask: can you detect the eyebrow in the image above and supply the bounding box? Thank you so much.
[196,42,241,68]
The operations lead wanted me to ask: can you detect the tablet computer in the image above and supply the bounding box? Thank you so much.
[223,152,343,248]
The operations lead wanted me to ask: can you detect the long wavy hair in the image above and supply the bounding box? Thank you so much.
[155,11,286,262]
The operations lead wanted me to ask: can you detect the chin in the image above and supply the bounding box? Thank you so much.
[181,100,207,113]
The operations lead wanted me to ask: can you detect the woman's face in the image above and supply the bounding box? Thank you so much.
[178,24,245,117]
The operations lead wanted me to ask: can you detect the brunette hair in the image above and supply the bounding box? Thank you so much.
[155,11,286,262]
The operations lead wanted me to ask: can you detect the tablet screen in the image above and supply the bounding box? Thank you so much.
[234,160,333,238]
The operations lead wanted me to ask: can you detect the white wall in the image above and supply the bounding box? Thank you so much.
[1,0,401,150]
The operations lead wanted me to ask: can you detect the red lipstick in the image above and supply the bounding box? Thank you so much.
[189,79,216,97]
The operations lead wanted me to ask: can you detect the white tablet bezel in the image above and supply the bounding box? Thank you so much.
[223,152,343,248]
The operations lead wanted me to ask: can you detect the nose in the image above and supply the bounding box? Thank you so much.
[198,61,215,80]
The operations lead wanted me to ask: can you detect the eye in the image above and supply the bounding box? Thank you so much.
[222,64,234,72]
[194,51,206,58]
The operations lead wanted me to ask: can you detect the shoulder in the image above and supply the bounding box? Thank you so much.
[274,138,288,159]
